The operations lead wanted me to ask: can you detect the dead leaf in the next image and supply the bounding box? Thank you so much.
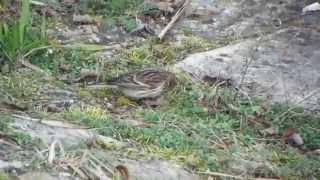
[260,127,279,136]
[207,175,214,180]
[282,128,304,147]
[307,149,320,155]
[58,63,72,71]
[73,14,96,24]
[157,2,174,13]
[248,115,272,127]
[1,63,10,73]
[114,165,129,180]
[95,135,123,150]
[282,128,296,138]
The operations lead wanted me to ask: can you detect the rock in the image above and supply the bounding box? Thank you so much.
[303,2,320,14]
[1,63,10,73]
[282,128,304,147]
[73,14,95,24]
[175,27,320,111]
[12,115,94,147]
[19,172,58,180]
[176,0,320,40]
[260,127,279,136]
[0,160,22,170]
[113,159,200,180]
[95,135,124,150]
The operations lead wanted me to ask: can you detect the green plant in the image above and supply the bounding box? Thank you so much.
[0,171,9,180]
[0,0,47,65]
[64,80,320,178]
[80,0,143,16]
[119,16,137,32]
[0,112,32,145]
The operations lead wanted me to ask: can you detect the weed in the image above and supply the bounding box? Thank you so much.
[0,112,33,145]
[64,81,320,178]
[119,16,137,32]
[0,69,44,100]
[0,172,9,180]
[0,0,48,67]
[31,47,97,74]
[79,0,143,17]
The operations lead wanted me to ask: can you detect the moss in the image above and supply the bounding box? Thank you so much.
[78,90,92,98]
[116,96,131,106]
[0,172,9,180]
[127,47,149,62]
[92,89,113,98]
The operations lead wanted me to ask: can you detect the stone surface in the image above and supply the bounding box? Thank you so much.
[113,158,200,180]
[175,0,320,111]
[9,114,199,180]
[179,0,320,39]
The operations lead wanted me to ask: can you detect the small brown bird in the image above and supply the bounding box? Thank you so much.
[107,69,176,100]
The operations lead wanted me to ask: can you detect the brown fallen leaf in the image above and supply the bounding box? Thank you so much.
[58,62,72,71]
[248,115,272,127]
[73,14,96,25]
[260,126,279,136]
[282,128,304,147]
[307,149,320,155]
[114,165,129,180]
[1,63,10,73]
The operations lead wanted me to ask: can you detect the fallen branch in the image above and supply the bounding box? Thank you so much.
[199,171,245,180]
[198,171,280,180]
[278,88,320,122]
[158,0,191,40]
[20,60,47,75]
[13,114,89,129]
[48,140,57,164]
[19,45,51,75]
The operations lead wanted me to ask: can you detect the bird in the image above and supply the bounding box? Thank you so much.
[107,69,176,100]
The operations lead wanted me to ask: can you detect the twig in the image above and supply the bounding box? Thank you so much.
[13,114,89,129]
[18,45,51,75]
[234,46,257,100]
[198,171,245,179]
[48,140,57,164]
[158,0,191,40]
[277,88,320,122]
[199,171,280,180]
[23,45,51,59]
[20,60,47,74]
[31,0,46,6]
[87,152,114,176]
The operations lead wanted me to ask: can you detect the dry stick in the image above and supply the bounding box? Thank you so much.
[20,45,52,75]
[277,88,320,122]
[158,0,191,40]
[87,152,114,176]
[199,171,245,180]
[48,140,57,164]
[199,171,280,180]
[13,114,89,129]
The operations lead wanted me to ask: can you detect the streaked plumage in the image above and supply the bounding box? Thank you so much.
[107,69,176,99]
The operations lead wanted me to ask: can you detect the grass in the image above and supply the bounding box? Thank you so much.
[0,2,319,179]
[0,30,318,179]
[0,68,45,100]
[0,112,33,145]
[0,0,48,67]
[63,80,320,179]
